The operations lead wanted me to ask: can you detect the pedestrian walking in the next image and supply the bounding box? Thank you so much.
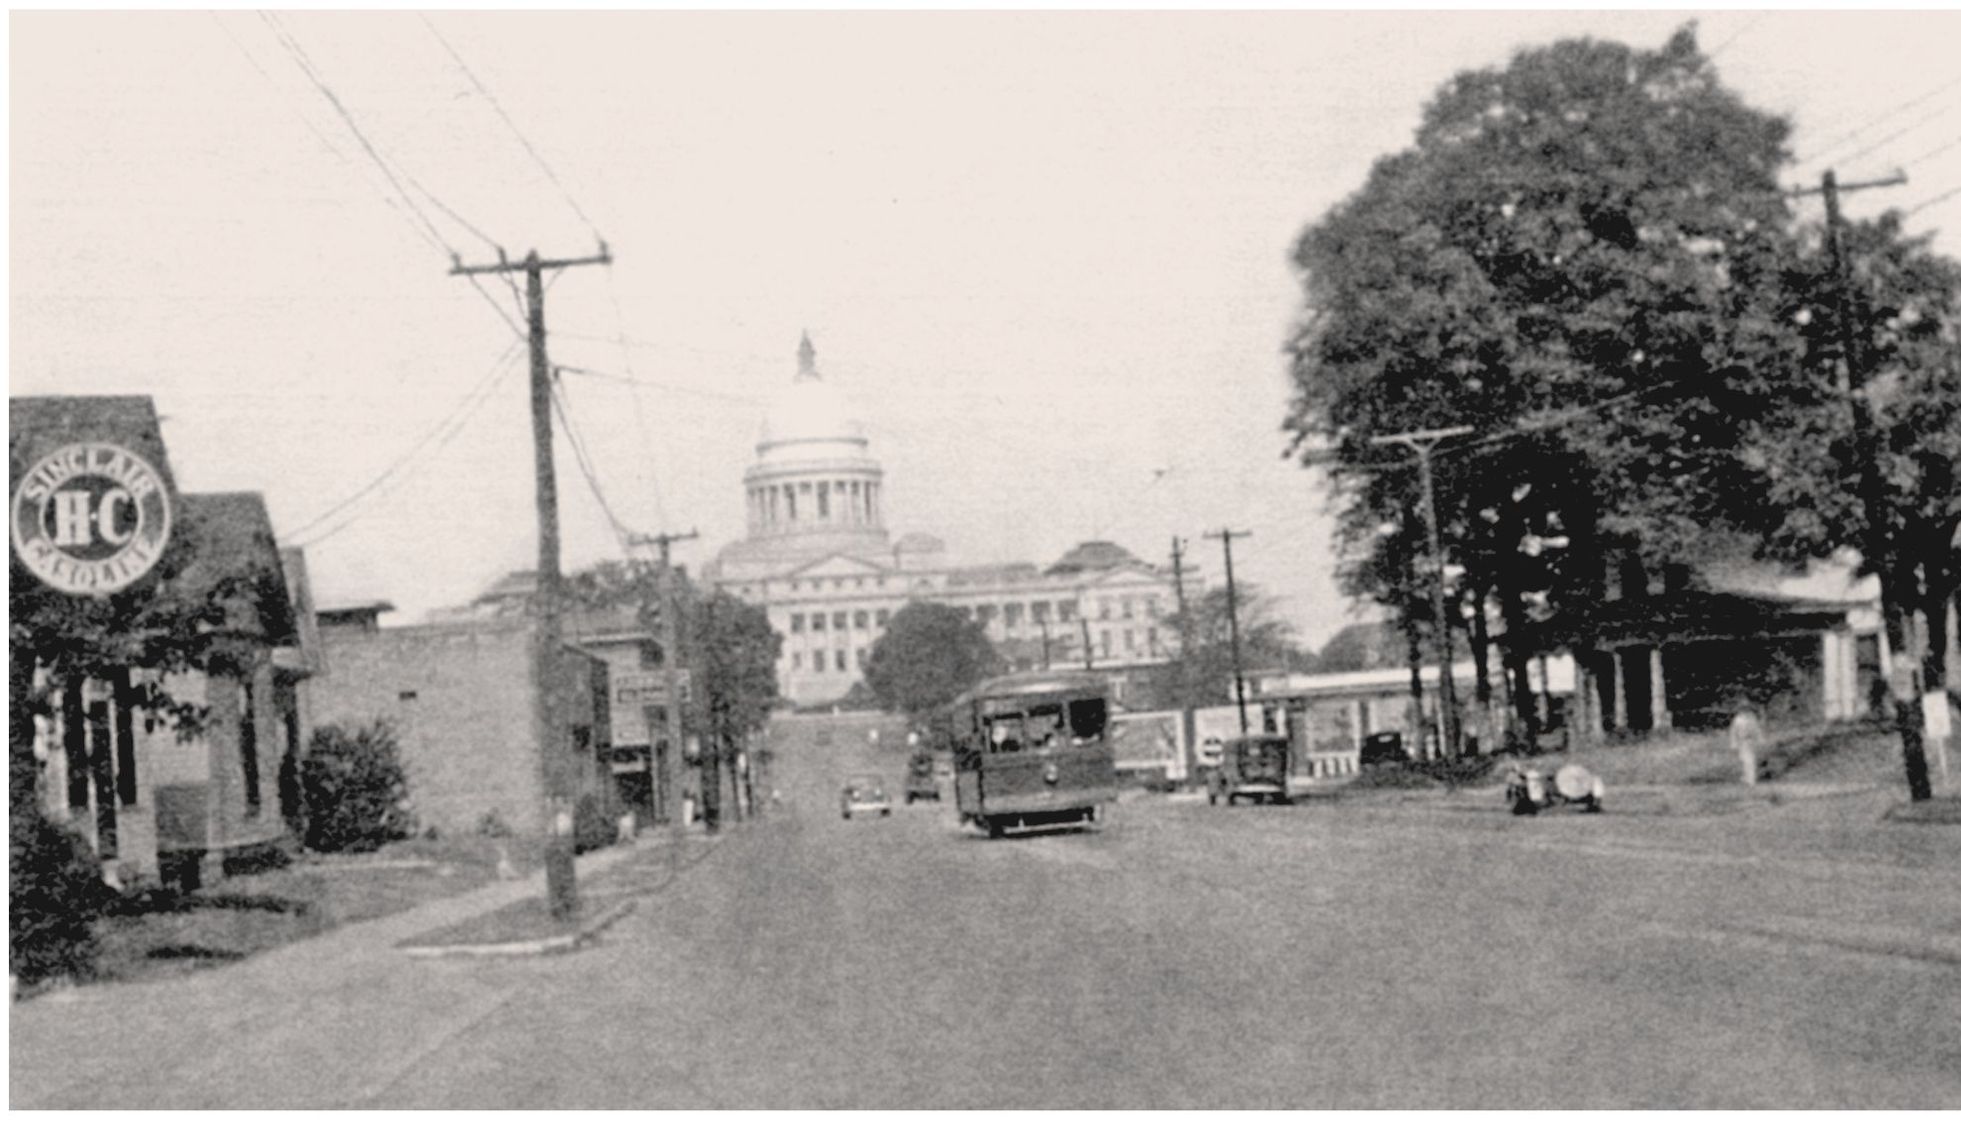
[1729,701,1764,785]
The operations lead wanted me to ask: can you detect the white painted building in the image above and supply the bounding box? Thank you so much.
[705,336,1190,706]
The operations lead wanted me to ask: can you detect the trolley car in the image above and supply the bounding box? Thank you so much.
[949,671,1119,837]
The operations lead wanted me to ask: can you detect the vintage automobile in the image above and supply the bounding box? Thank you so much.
[839,774,893,819]
[1505,762,1604,816]
[904,752,941,804]
[1208,734,1293,806]
[1359,731,1409,765]
[949,671,1118,837]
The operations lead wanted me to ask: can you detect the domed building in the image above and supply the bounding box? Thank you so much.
[708,335,1189,707]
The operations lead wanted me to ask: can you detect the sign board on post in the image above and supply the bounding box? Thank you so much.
[610,669,690,747]
[10,442,172,596]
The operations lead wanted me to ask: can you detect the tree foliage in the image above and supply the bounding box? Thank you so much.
[862,601,1001,715]
[1147,584,1308,708]
[300,719,414,853]
[1285,25,1805,736]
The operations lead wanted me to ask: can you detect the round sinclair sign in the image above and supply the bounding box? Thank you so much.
[11,442,173,596]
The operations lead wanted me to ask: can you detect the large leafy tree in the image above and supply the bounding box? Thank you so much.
[1147,584,1309,710]
[1743,214,1961,799]
[862,601,1001,715]
[1285,26,1802,745]
[562,560,782,823]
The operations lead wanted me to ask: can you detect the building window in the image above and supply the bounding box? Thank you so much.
[639,640,665,667]
[793,652,803,670]
[1100,630,1112,657]
[1124,629,1135,653]
[1148,626,1159,655]
[785,489,798,521]
[1122,599,1133,620]
[876,608,890,627]
[1059,599,1078,621]
[1004,603,1023,627]
[836,650,848,671]
[833,611,848,630]
[818,482,831,518]
[855,577,865,589]
[813,651,825,672]
[1032,601,1050,624]
[856,648,868,669]
[977,604,996,624]
[791,613,805,634]
[854,610,869,629]
[1100,601,1112,620]
[1147,597,1160,619]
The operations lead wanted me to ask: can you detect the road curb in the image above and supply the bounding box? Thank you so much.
[398,897,639,960]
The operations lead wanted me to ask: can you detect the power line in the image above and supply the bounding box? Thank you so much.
[261,11,524,340]
[550,371,635,549]
[604,265,669,529]
[1904,133,1961,169]
[554,363,764,406]
[1798,75,1961,168]
[289,340,527,547]
[421,13,602,238]
[1707,13,1768,60]
[1833,104,1956,170]
[1904,184,1961,218]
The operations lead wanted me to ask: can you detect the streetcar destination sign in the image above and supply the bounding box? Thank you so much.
[11,442,173,596]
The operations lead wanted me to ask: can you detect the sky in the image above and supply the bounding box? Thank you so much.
[11,7,1961,650]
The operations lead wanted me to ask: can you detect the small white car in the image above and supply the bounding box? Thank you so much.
[840,775,893,819]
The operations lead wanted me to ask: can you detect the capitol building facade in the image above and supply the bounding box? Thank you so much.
[705,336,1189,707]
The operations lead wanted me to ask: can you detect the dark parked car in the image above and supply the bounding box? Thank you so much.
[1360,731,1409,765]
[904,753,940,803]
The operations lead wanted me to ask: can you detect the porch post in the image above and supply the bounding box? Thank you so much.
[1649,645,1673,732]
[1610,648,1629,732]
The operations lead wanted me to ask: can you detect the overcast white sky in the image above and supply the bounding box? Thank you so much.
[12,7,1961,648]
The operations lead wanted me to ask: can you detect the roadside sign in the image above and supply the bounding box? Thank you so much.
[11,442,172,596]
[611,669,690,746]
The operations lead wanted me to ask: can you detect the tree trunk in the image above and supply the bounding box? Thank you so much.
[1881,567,1934,802]
[700,705,723,832]
[1497,581,1539,752]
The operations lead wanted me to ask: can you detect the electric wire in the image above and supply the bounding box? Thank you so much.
[1903,184,1961,218]
[1707,13,1768,60]
[1903,133,1961,169]
[549,373,636,550]
[1832,104,1956,171]
[261,11,524,339]
[421,13,602,238]
[604,266,671,531]
[555,364,763,407]
[1798,75,1961,169]
[289,341,527,548]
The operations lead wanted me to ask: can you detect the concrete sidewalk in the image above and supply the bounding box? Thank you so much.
[9,832,675,1108]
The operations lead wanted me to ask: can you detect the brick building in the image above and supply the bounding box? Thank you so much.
[307,609,615,838]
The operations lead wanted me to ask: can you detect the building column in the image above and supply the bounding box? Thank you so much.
[1649,644,1672,732]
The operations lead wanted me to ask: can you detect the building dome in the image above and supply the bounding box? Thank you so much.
[756,332,866,453]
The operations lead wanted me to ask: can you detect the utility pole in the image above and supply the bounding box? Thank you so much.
[1080,616,1094,671]
[1803,168,1933,801]
[1169,535,1197,772]
[628,528,698,827]
[452,244,611,923]
[1372,426,1472,762]
[1205,529,1253,736]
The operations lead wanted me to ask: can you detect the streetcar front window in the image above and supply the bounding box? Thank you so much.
[1067,698,1108,743]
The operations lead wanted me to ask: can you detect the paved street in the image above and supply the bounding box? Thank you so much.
[14,714,1961,1108]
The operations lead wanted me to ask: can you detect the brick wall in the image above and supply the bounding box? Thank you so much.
[312,621,601,838]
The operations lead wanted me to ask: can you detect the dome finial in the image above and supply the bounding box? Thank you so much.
[797,330,817,376]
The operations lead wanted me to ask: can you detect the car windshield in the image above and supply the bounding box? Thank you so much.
[846,777,884,793]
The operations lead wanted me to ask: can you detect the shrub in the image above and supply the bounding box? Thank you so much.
[574,779,628,855]
[10,807,115,988]
[301,720,413,853]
